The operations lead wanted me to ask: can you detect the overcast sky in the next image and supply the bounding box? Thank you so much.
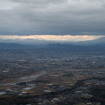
[0,0,105,36]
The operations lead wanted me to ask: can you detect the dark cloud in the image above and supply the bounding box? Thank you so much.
[0,0,105,35]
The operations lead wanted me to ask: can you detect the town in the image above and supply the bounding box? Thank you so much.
[0,50,105,105]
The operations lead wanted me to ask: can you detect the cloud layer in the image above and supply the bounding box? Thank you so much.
[0,0,105,35]
[0,35,103,42]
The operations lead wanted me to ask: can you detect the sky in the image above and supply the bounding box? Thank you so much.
[0,35,103,42]
[0,0,105,42]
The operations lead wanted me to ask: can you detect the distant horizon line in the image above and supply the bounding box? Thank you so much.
[0,35,104,42]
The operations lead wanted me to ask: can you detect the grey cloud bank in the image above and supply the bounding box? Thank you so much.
[0,0,105,35]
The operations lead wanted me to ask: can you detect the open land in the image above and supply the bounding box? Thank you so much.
[0,49,105,105]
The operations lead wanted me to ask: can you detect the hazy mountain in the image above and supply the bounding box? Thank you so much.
[0,37,105,46]
[0,42,105,52]
[0,36,105,53]
[72,37,105,46]
[0,43,24,49]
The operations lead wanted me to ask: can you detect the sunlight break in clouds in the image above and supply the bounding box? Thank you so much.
[0,35,103,42]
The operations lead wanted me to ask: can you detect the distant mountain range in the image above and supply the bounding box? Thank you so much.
[72,37,105,46]
[0,36,105,46]
[0,37,105,52]
[0,43,105,52]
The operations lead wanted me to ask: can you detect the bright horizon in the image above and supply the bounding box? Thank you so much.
[0,35,104,42]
